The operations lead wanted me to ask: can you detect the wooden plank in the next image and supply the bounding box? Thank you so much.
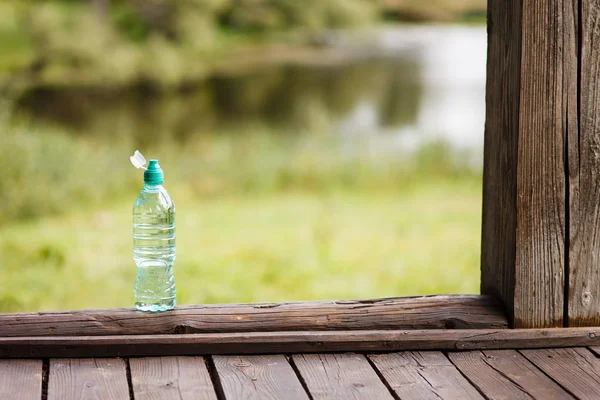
[3,328,600,358]
[449,350,573,399]
[292,353,393,400]
[48,358,130,400]
[522,348,600,399]
[480,0,522,329]
[568,0,600,327]
[130,356,217,400]
[0,359,43,399]
[368,351,483,399]
[514,0,574,328]
[482,0,577,328]
[213,355,308,399]
[587,346,600,357]
[0,295,507,337]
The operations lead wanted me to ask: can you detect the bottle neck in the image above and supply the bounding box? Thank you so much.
[143,184,163,192]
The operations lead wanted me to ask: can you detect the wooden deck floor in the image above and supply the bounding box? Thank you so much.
[3,348,600,399]
[2,296,600,399]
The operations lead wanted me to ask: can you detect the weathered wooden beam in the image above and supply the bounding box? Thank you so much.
[482,0,578,328]
[481,0,522,329]
[0,295,507,337]
[567,1,600,326]
[1,328,600,358]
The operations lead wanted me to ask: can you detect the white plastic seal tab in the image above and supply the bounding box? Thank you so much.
[130,150,147,170]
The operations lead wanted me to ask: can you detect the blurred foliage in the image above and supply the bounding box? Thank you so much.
[0,0,378,91]
[381,0,485,22]
[0,123,136,222]
[0,114,479,224]
[0,0,486,311]
[16,56,422,146]
[0,0,484,91]
[221,0,377,31]
[0,109,483,311]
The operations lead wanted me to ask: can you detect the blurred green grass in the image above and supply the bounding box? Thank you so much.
[0,120,482,312]
[0,185,481,312]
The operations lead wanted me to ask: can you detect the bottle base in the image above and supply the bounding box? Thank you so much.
[135,301,175,313]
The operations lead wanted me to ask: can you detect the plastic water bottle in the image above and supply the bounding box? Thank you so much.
[130,151,176,312]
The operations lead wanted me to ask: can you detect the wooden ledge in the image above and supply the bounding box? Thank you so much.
[2,328,600,358]
[0,295,507,337]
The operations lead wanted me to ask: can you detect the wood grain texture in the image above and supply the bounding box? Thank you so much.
[480,0,522,328]
[213,355,308,400]
[3,328,600,358]
[292,353,393,400]
[587,346,600,357]
[568,0,600,326]
[0,295,507,337]
[130,356,217,400]
[0,359,43,399]
[48,358,129,400]
[449,350,573,399]
[483,0,578,328]
[368,351,483,399]
[522,347,600,399]
[514,0,573,328]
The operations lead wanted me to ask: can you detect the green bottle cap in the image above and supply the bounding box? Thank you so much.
[144,160,164,185]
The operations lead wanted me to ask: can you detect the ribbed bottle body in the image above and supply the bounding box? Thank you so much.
[133,185,176,312]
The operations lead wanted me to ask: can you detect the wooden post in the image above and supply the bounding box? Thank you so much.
[481,0,582,328]
[568,1,600,326]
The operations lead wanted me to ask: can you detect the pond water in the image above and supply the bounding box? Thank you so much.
[16,25,487,165]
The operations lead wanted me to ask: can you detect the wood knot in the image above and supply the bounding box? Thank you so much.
[233,361,251,368]
[444,320,457,329]
[172,324,189,334]
[590,332,597,339]
[582,291,593,306]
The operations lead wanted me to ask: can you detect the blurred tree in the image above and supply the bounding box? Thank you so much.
[381,0,485,21]
[219,0,377,32]
[0,0,483,91]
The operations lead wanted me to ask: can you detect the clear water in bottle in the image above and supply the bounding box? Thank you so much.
[132,160,176,312]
